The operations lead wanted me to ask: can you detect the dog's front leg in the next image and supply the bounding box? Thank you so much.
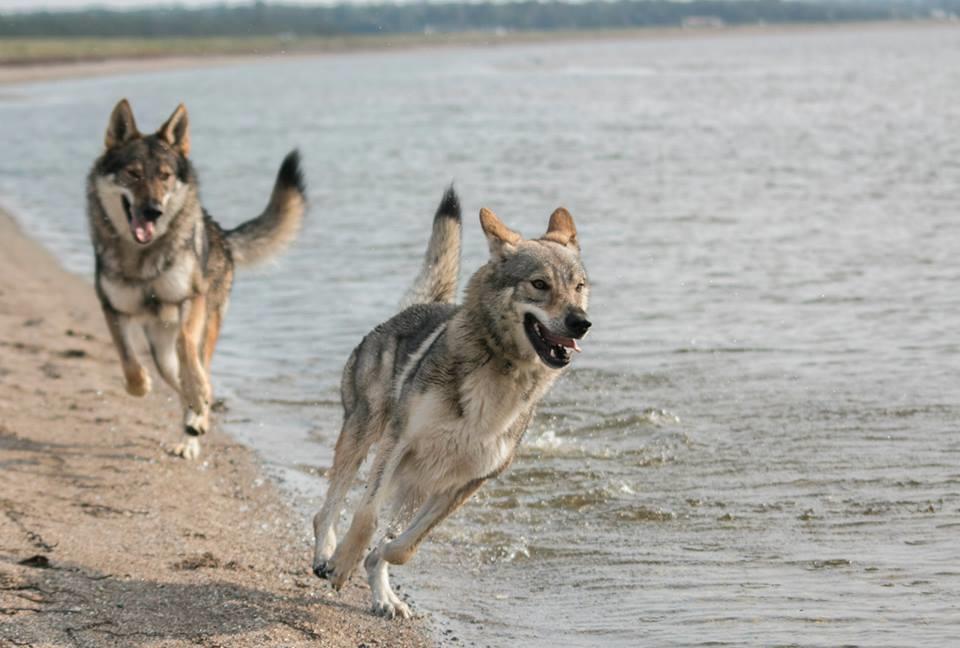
[364,539,411,619]
[381,478,485,567]
[100,303,151,397]
[173,295,210,459]
[145,319,181,393]
[359,480,485,619]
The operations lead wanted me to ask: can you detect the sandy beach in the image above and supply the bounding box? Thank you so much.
[0,20,951,88]
[0,56,261,87]
[0,209,428,645]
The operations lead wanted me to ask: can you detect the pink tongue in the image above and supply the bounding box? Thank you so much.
[132,216,155,244]
[541,328,582,352]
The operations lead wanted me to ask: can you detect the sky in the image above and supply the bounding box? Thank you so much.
[0,0,328,10]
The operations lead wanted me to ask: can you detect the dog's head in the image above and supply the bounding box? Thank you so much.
[473,206,591,370]
[92,99,194,246]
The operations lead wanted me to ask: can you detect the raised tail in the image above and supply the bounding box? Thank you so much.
[226,150,306,267]
[399,185,462,308]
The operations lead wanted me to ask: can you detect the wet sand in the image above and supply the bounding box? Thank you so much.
[0,208,428,645]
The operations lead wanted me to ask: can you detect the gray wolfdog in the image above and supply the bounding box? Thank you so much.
[312,187,591,618]
[87,99,306,460]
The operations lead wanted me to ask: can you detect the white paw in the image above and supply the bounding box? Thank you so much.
[372,593,411,620]
[172,436,200,460]
[183,408,208,436]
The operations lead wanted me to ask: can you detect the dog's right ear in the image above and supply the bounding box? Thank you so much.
[105,99,140,149]
[480,208,521,260]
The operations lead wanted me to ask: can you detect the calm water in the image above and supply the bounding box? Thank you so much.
[2,25,959,647]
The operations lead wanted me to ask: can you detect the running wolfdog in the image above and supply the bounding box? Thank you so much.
[87,99,306,459]
[312,187,591,617]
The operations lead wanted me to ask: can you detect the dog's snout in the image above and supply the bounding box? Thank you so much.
[142,202,163,221]
[565,310,592,338]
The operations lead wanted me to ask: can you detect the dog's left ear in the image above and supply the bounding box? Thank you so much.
[157,103,191,157]
[542,207,579,252]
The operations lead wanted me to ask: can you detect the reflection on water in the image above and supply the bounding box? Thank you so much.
[2,24,960,647]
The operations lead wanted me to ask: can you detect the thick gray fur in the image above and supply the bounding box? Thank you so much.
[311,189,591,619]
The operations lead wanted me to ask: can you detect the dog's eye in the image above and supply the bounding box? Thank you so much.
[159,172,171,181]
[576,282,585,293]
[531,279,550,291]
[125,169,142,181]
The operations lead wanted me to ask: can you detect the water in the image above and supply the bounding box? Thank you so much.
[2,25,959,646]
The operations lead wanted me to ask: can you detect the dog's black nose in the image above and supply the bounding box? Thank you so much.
[565,310,592,338]
[142,202,163,221]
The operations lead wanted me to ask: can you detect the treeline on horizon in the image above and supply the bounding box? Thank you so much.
[0,0,956,38]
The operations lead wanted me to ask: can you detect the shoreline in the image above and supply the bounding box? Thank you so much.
[0,20,954,87]
[0,207,429,645]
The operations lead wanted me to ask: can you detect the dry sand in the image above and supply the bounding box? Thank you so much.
[0,209,428,646]
[0,55,282,87]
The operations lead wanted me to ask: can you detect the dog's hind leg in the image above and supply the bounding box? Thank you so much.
[101,305,151,397]
[201,303,224,370]
[320,437,403,590]
[201,280,230,371]
[173,295,211,460]
[312,414,374,576]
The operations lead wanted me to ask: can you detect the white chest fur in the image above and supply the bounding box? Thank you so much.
[403,365,548,488]
[99,274,143,315]
[99,256,194,321]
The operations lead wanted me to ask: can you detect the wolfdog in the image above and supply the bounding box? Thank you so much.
[312,187,591,617]
[87,99,306,460]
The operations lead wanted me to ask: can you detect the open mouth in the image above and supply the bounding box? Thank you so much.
[122,195,155,245]
[523,313,581,369]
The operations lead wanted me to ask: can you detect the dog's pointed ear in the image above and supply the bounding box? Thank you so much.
[157,103,190,157]
[104,99,140,149]
[542,207,579,252]
[480,208,521,260]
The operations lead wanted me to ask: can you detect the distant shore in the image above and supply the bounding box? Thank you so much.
[0,20,954,86]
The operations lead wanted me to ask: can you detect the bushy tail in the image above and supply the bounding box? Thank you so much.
[226,150,306,267]
[399,185,462,308]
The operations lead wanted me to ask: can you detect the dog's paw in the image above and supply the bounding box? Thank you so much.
[312,559,333,580]
[172,437,201,460]
[124,368,151,397]
[183,409,208,437]
[372,594,411,620]
[329,567,351,590]
[313,560,348,590]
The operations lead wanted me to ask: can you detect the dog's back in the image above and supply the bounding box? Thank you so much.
[339,186,463,427]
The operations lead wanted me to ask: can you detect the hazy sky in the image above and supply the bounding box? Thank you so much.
[0,0,332,10]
